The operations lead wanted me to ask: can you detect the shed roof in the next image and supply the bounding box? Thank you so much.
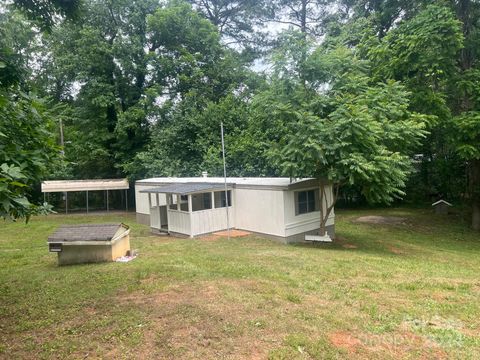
[48,223,129,242]
[41,179,129,193]
[432,200,453,207]
[140,182,231,195]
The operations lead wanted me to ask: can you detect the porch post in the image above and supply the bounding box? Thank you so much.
[106,190,109,213]
[211,191,215,209]
[125,189,128,212]
[188,194,193,238]
[86,190,89,214]
[176,194,180,211]
[165,194,171,235]
[156,193,161,228]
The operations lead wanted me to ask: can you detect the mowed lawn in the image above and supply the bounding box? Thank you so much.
[1,209,479,359]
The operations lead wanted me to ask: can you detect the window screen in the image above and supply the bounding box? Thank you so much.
[168,194,178,210]
[214,190,231,208]
[192,193,212,211]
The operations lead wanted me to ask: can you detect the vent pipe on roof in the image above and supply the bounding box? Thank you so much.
[202,171,208,178]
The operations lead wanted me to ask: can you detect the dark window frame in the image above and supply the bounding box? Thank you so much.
[295,189,318,215]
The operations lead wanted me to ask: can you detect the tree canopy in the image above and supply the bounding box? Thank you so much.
[1,0,480,230]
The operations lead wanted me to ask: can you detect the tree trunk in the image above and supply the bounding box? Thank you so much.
[319,182,338,237]
[319,182,326,236]
[470,159,480,231]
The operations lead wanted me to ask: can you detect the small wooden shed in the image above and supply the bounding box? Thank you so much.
[432,200,452,215]
[48,223,130,265]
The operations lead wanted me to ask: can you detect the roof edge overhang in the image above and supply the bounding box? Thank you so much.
[140,182,233,195]
[41,179,129,193]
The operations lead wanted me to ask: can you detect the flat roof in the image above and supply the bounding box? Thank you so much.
[41,179,129,193]
[140,182,231,195]
[136,177,315,190]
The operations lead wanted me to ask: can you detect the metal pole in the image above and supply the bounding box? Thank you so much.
[221,122,230,240]
[43,192,46,204]
[65,192,68,215]
[106,190,109,213]
[86,190,89,214]
[125,189,128,212]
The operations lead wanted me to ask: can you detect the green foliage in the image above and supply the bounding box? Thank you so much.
[266,78,428,204]
[0,91,58,220]
[453,112,480,160]
[13,0,80,30]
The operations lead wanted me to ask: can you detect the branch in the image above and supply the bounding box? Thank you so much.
[268,19,302,28]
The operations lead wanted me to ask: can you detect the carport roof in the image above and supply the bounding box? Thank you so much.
[140,182,231,195]
[41,179,129,193]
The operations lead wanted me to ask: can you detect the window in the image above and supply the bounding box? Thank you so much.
[192,192,212,211]
[180,195,188,211]
[214,190,231,208]
[168,194,178,210]
[295,190,317,215]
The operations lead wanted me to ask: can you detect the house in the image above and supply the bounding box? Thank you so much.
[135,177,335,243]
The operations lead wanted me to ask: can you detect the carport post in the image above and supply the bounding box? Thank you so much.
[86,190,89,214]
[65,192,68,214]
[106,190,109,212]
[125,189,128,212]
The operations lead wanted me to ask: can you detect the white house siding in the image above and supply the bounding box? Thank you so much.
[168,210,191,234]
[283,185,335,238]
[191,206,234,236]
[234,188,286,237]
[135,184,168,225]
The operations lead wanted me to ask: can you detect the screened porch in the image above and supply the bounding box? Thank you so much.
[140,183,233,237]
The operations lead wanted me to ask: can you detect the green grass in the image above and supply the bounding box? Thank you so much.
[1,208,479,359]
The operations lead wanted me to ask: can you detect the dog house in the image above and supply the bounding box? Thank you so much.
[48,223,130,265]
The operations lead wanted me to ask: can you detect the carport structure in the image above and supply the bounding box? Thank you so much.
[41,179,129,214]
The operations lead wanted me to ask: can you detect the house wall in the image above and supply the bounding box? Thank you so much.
[283,184,335,239]
[135,184,168,225]
[234,188,285,237]
[191,206,234,236]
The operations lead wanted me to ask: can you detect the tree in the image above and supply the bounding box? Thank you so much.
[356,2,480,229]
[0,6,65,220]
[187,0,272,53]
[255,38,428,235]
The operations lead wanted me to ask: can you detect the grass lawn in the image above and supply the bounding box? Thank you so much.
[1,208,479,359]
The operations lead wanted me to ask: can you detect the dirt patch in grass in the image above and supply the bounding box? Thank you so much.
[328,330,447,359]
[335,236,358,249]
[387,246,405,255]
[328,331,362,353]
[199,230,251,241]
[117,280,291,359]
[355,216,406,225]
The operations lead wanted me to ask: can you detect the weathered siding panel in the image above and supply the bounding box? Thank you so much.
[234,188,285,237]
[168,210,190,235]
[191,207,234,236]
